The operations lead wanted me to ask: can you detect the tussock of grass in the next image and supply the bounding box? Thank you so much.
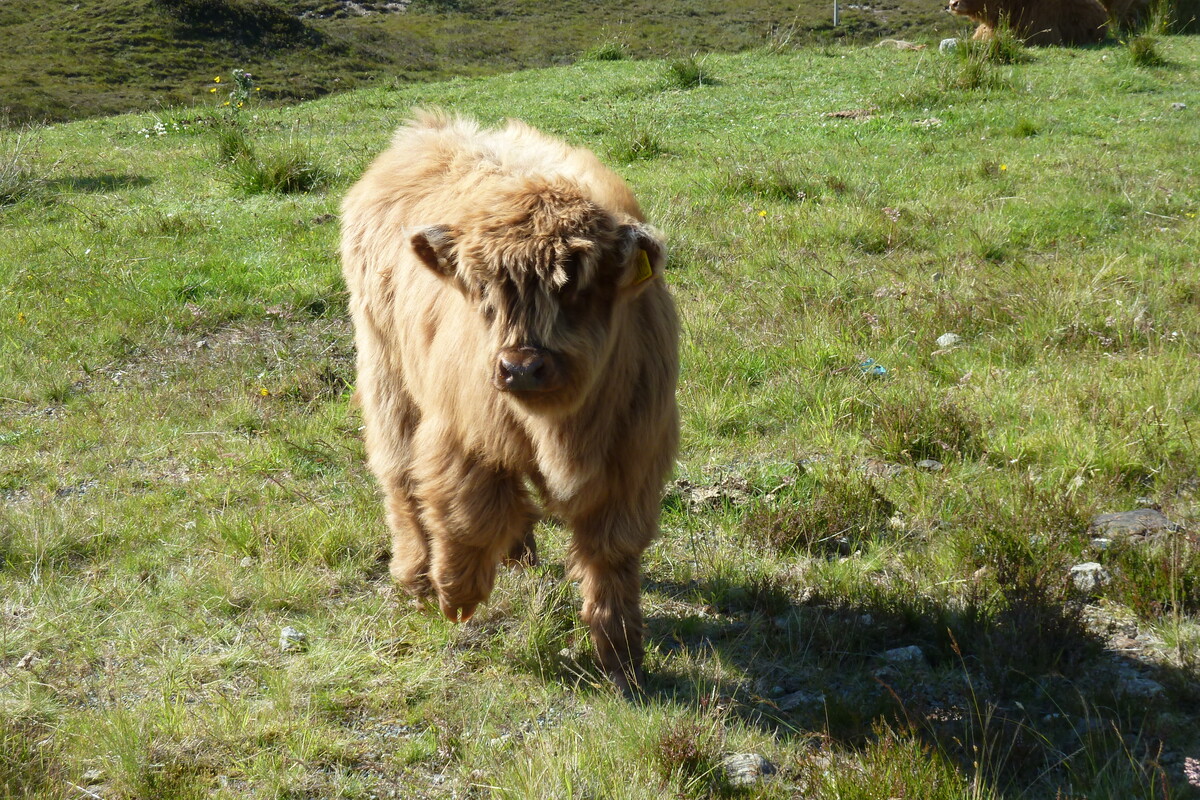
[650,715,727,793]
[663,56,713,89]
[217,125,332,194]
[0,718,64,799]
[1127,34,1169,66]
[580,39,627,62]
[0,131,43,207]
[869,396,986,464]
[711,161,836,203]
[607,119,667,162]
[746,472,897,555]
[933,23,1026,93]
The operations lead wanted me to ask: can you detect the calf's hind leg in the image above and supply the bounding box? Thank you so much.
[355,338,434,598]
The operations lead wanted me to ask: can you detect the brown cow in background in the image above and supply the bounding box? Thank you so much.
[341,112,679,692]
[949,0,1109,44]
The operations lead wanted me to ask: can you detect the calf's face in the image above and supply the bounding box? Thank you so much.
[410,186,665,413]
[948,0,986,16]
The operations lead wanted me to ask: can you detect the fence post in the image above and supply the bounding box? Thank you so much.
[833,0,839,26]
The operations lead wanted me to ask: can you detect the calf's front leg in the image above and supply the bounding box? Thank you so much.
[567,504,656,694]
[411,424,537,622]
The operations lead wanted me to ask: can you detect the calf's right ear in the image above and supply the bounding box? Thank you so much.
[411,225,459,278]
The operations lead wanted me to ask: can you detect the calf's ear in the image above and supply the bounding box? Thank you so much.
[620,224,666,293]
[411,225,459,278]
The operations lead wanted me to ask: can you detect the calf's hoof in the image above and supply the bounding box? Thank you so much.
[608,664,646,699]
[438,596,479,623]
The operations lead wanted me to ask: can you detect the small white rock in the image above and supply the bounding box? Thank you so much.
[939,37,959,52]
[1172,102,1187,111]
[279,626,308,652]
[936,332,962,348]
[1070,562,1111,593]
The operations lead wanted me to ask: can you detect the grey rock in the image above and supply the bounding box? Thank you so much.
[1071,562,1111,593]
[279,626,308,652]
[1088,509,1182,543]
[1090,537,1112,551]
[939,37,959,52]
[915,459,944,472]
[723,753,776,788]
[1172,102,1187,111]
[1120,674,1165,698]
[777,690,826,711]
[936,332,962,348]
[883,645,927,666]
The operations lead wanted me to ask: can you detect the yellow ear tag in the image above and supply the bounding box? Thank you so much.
[633,250,654,285]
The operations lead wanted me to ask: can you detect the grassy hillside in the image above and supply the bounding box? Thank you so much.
[2,0,957,124]
[3,35,1200,799]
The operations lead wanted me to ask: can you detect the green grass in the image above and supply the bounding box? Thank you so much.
[3,38,1200,799]
[0,0,962,125]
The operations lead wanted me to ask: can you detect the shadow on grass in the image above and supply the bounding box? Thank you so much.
[638,574,1195,797]
[48,174,153,193]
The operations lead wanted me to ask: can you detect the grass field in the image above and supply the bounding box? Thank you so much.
[0,0,969,125]
[3,32,1200,799]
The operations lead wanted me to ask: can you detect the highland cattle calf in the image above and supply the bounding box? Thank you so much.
[949,0,1109,44]
[340,112,679,692]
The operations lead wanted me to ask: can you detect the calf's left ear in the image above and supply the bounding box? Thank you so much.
[411,225,459,278]
[621,224,666,292]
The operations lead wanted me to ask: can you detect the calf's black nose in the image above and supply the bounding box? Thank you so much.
[499,350,547,391]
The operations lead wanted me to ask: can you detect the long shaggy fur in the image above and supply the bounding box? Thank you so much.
[949,0,1109,44]
[341,111,680,692]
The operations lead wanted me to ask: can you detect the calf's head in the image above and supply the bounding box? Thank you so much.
[948,0,987,16]
[410,179,665,413]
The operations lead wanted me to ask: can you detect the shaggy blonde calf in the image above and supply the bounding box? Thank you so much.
[340,112,679,692]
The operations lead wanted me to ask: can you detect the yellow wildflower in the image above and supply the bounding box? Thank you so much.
[214,76,221,82]
[209,87,217,93]
[259,388,270,397]
[1000,164,1008,171]
[758,210,767,217]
